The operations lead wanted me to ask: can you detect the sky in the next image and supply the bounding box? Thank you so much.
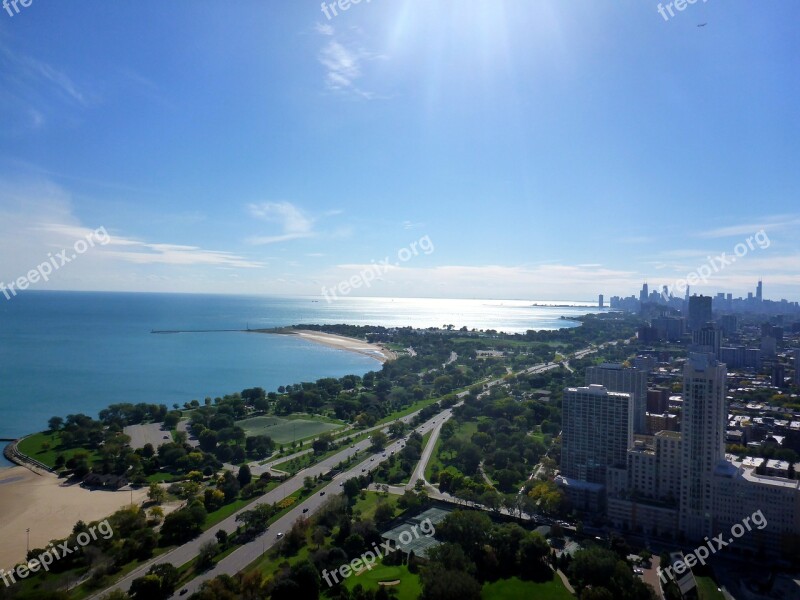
[0,0,798,302]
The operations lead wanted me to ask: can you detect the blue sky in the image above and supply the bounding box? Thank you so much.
[0,1,798,301]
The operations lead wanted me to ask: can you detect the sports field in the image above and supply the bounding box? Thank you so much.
[235,415,343,444]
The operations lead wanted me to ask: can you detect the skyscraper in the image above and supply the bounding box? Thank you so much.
[640,283,649,304]
[688,294,712,332]
[586,364,648,434]
[679,353,727,539]
[691,322,721,358]
[756,279,763,302]
[561,384,633,485]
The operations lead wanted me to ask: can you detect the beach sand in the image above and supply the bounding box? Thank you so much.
[0,467,148,570]
[275,329,397,363]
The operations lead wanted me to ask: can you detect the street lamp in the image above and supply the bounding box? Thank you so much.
[26,528,30,554]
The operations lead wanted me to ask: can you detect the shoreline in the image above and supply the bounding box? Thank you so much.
[259,328,397,364]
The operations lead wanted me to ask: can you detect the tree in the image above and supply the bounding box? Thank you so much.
[199,429,218,452]
[370,431,388,452]
[219,471,241,503]
[290,560,320,599]
[129,563,179,599]
[48,416,63,432]
[342,478,361,500]
[238,465,252,487]
[215,529,228,547]
[420,564,481,600]
[160,502,207,545]
[518,532,549,579]
[163,411,181,429]
[197,540,219,572]
[374,501,394,525]
[312,433,333,454]
[147,482,166,504]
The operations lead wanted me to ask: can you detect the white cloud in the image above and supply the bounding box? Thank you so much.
[247,201,317,245]
[316,26,384,99]
[697,215,800,239]
[315,22,335,36]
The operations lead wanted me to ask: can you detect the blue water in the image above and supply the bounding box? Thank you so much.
[0,292,602,443]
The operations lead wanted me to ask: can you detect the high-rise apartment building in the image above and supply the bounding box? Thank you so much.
[586,364,647,434]
[691,322,721,358]
[678,354,727,539]
[561,385,633,484]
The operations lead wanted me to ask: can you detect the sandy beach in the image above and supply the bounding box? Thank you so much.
[272,329,397,363]
[0,467,148,570]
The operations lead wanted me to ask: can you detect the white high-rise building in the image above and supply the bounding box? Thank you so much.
[561,384,633,485]
[586,364,648,435]
[679,353,727,539]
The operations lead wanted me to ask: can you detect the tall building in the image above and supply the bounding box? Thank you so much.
[772,363,786,388]
[691,322,721,358]
[718,314,738,336]
[795,349,800,386]
[605,352,800,554]
[647,387,670,413]
[560,385,633,486]
[756,279,763,302]
[586,364,647,434]
[679,353,727,539]
[640,283,649,304]
[598,294,604,308]
[687,294,713,332]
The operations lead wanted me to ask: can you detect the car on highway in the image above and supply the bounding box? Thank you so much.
[319,491,325,496]
[276,532,284,538]
[302,508,309,513]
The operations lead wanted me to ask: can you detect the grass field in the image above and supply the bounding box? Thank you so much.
[236,415,343,444]
[343,562,422,600]
[482,576,574,599]
[696,575,725,600]
[353,491,400,521]
[16,431,102,469]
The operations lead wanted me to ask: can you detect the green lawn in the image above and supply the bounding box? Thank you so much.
[236,415,344,444]
[696,575,725,600]
[16,431,102,469]
[352,491,399,521]
[343,562,422,600]
[482,576,574,600]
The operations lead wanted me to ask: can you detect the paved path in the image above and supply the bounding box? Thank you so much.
[176,420,200,448]
[407,409,454,491]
